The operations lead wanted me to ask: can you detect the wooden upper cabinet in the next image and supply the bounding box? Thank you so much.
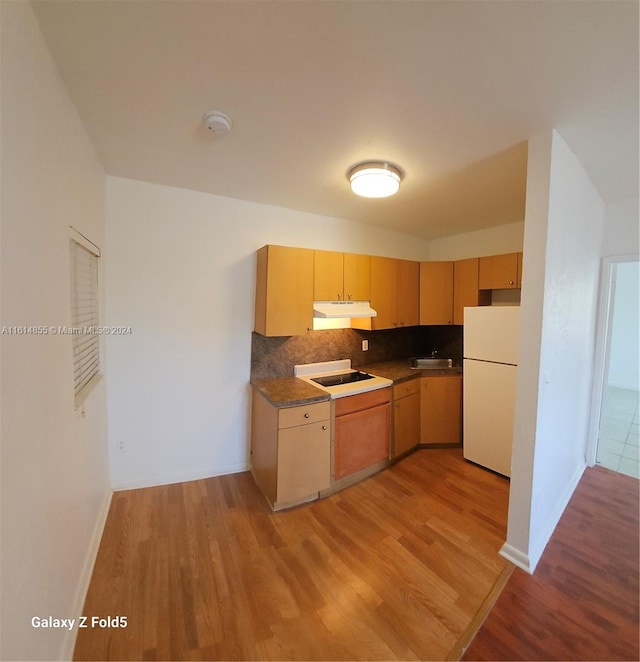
[370,256,398,330]
[517,252,523,288]
[255,244,522,336]
[397,259,420,327]
[343,252,371,301]
[314,250,344,300]
[453,258,491,325]
[370,257,419,329]
[254,245,314,337]
[314,251,371,301]
[479,252,521,290]
[420,261,454,325]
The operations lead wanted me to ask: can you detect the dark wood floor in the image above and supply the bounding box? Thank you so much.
[74,449,512,661]
[463,465,640,661]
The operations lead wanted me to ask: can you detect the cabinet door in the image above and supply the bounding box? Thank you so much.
[250,390,279,505]
[255,245,314,336]
[479,253,519,290]
[393,392,421,456]
[516,252,523,289]
[314,250,344,300]
[277,420,330,504]
[420,261,454,325]
[420,376,461,444]
[397,259,420,327]
[343,253,371,301]
[370,256,398,330]
[453,258,491,324]
[334,403,390,479]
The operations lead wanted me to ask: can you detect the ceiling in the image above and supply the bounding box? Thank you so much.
[33,1,638,240]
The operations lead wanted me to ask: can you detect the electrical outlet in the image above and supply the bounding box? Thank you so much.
[362,339,369,351]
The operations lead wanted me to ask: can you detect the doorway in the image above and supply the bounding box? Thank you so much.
[589,257,639,478]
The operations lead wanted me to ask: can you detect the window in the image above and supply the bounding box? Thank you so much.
[69,228,101,405]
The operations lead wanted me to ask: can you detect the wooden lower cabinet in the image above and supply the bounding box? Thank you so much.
[334,388,391,479]
[420,375,462,445]
[393,379,421,456]
[250,390,331,510]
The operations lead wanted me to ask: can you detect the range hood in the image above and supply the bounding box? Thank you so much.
[313,301,377,319]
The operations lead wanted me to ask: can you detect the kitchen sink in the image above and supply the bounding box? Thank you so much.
[410,357,454,369]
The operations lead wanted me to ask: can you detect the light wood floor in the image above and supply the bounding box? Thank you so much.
[463,465,640,661]
[74,449,511,661]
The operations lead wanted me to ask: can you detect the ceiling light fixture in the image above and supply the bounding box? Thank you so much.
[348,161,403,198]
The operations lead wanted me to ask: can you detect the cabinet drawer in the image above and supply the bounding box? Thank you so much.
[278,401,330,429]
[334,387,391,417]
[393,378,420,400]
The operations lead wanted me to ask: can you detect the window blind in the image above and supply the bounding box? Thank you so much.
[70,237,100,400]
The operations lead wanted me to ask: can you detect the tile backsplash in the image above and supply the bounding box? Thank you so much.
[251,325,463,379]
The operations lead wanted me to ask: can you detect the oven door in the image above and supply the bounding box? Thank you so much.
[333,388,391,479]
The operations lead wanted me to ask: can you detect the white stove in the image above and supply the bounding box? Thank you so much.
[294,359,392,399]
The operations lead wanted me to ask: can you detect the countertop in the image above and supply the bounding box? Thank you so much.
[251,376,331,408]
[252,358,462,408]
[358,358,462,384]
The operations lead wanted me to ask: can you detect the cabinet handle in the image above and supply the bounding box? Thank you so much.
[509,280,514,285]
[337,293,342,300]
[322,425,327,430]
[406,386,411,391]
[304,413,310,418]
[395,403,400,408]
[348,293,352,300]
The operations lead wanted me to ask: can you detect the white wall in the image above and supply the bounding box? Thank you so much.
[427,221,525,261]
[601,197,639,257]
[105,176,431,489]
[503,130,605,573]
[0,3,111,661]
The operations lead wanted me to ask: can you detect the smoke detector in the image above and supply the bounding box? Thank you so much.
[203,111,232,135]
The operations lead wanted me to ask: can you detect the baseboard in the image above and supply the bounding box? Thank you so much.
[499,542,532,573]
[111,461,249,491]
[500,461,586,575]
[60,488,113,661]
[527,462,585,570]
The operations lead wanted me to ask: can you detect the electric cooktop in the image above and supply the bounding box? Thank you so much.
[310,371,375,388]
[294,360,392,399]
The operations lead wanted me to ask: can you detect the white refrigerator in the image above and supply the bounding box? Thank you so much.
[463,306,520,477]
